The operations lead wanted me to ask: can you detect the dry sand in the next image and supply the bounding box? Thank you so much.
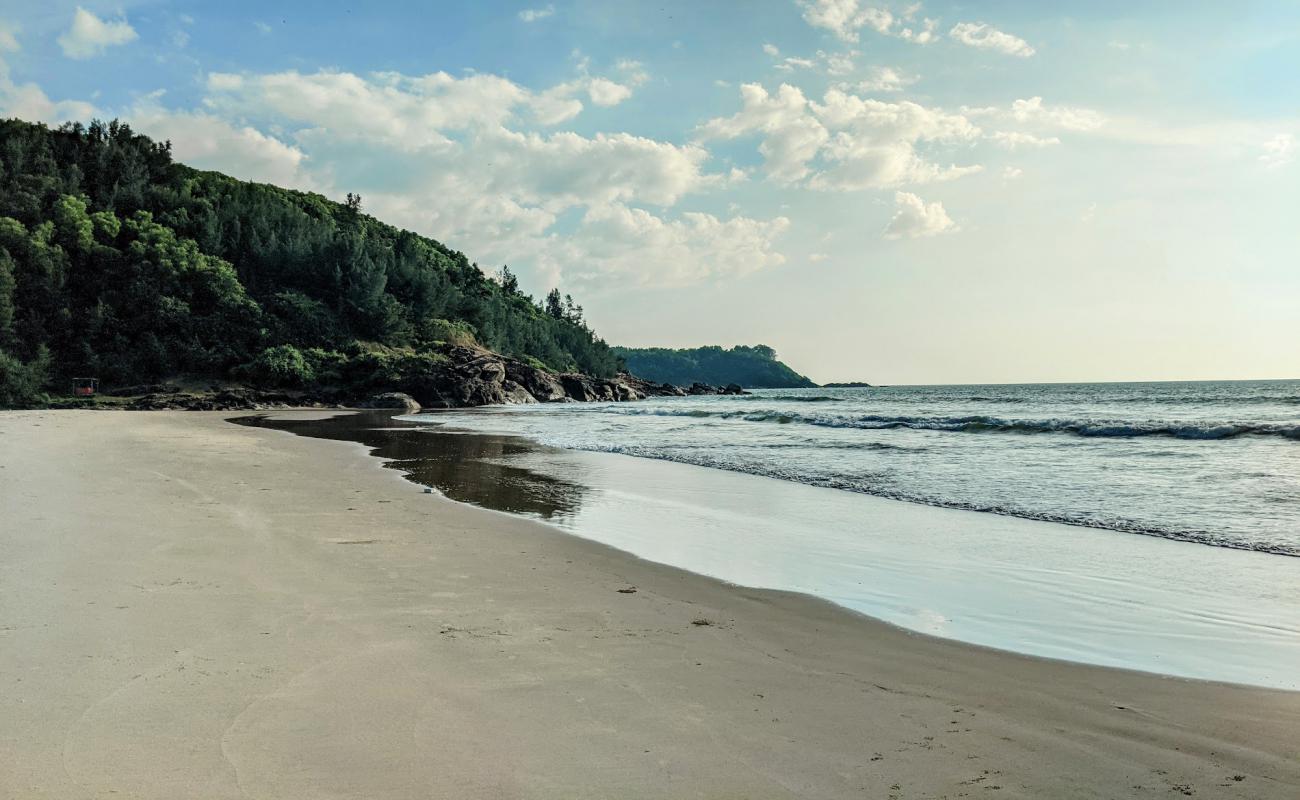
[1,410,1297,799]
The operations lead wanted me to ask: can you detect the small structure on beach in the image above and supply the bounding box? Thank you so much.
[71,377,99,397]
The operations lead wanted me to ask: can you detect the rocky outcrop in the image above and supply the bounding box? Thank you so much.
[357,392,421,412]
[505,361,567,402]
[126,388,334,411]
[117,345,748,412]
[105,383,180,397]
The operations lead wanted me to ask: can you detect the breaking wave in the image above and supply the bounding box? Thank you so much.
[605,406,1300,441]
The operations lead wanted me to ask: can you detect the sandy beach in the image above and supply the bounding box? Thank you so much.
[2,410,1297,800]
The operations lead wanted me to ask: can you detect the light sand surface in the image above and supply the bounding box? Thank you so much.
[1,410,1297,800]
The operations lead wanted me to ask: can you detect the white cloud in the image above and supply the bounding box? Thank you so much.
[990,130,1060,149]
[1009,96,1103,130]
[883,191,956,239]
[764,46,857,76]
[1259,133,1295,169]
[775,56,817,72]
[819,50,856,76]
[700,83,982,191]
[550,204,790,286]
[699,83,830,183]
[896,16,938,44]
[0,21,19,53]
[254,21,273,36]
[184,65,783,287]
[808,252,829,262]
[964,97,1105,148]
[1002,165,1023,181]
[851,66,916,93]
[123,96,313,189]
[0,31,97,124]
[588,77,633,106]
[519,5,555,22]
[948,22,1035,58]
[58,7,138,59]
[797,1,936,45]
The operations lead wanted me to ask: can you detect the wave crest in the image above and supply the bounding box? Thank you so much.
[608,406,1300,440]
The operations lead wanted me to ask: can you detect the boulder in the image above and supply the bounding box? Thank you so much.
[559,373,599,402]
[612,382,639,402]
[501,380,538,405]
[505,360,567,402]
[358,392,421,412]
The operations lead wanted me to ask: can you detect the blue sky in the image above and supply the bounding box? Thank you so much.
[1,1,1298,383]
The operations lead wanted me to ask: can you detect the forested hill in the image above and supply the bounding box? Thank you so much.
[611,345,816,389]
[0,118,620,406]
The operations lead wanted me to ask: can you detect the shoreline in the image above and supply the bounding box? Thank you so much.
[2,409,1298,798]
[248,409,1300,691]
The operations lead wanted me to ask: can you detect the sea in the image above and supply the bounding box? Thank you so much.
[420,380,1300,557]
[247,380,1300,689]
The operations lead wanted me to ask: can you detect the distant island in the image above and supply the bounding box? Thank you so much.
[612,345,816,389]
[822,381,874,388]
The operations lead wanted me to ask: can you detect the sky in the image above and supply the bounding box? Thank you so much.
[0,1,1297,384]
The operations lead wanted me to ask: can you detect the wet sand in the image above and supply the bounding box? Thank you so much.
[1,410,1297,799]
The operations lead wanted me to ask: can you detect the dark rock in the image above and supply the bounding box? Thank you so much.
[357,392,421,412]
[501,380,537,405]
[105,383,180,397]
[559,373,599,402]
[505,360,566,402]
[126,387,301,411]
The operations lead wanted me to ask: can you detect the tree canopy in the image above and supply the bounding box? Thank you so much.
[611,345,816,388]
[0,118,620,404]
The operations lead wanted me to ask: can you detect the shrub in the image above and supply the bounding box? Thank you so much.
[0,346,51,408]
[419,317,477,347]
[244,344,314,388]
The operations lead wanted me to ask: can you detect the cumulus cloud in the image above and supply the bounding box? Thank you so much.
[588,77,633,106]
[797,1,936,45]
[1259,133,1295,169]
[764,44,857,76]
[700,83,982,191]
[128,99,314,190]
[518,5,555,22]
[883,191,956,239]
[58,7,137,59]
[850,66,916,93]
[194,65,784,287]
[550,204,790,286]
[948,22,1035,58]
[1008,96,1103,130]
[0,28,97,125]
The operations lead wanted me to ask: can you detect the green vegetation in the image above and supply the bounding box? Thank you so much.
[0,118,619,406]
[611,344,815,388]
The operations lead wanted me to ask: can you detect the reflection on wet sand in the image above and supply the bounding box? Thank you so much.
[232,411,588,521]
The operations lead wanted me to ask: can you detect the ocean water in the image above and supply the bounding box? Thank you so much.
[418,380,1300,557]
[246,399,1300,689]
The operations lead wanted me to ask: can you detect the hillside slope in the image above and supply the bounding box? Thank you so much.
[0,118,620,406]
[612,345,816,388]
